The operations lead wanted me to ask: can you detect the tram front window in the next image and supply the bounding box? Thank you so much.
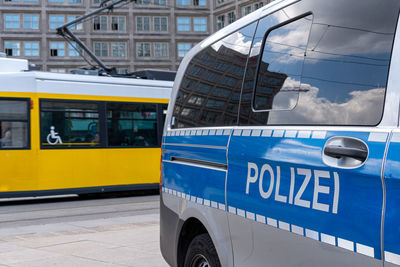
[40,101,100,148]
[0,99,29,149]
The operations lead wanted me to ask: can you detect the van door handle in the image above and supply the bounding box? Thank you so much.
[324,145,368,161]
[322,137,369,169]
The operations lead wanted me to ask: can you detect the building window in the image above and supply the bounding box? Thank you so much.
[23,14,39,29]
[0,99,29,149]
[137,42,151,57]
[40,101,100,148]
[49,68,67,73]
[227,12,235,24]
[4,14,20,29]
[49,0,64,2]
[177,0,190,5]
[154,17,167,32]
[111,42,126,57]
[50,42,65,57]
[111,16,126,31]
[5,41,21,56]
[94,42,108,57]
[154,43,168,57]
[68,43,81,57]
[136,17,150,31]
[68,0,82,3]
[242,6,251,16]
[177,17,191,31]
[24,41,39,56]
[136,0,151,4]
[116,68,128,74]
[217,15,225,30]
[193,0,206,6]
[241,2,263,17]
[254,2,263,10]
[193,17,207,32]
[177,43,192,57]
[93,16,107,31]
[154,0,166,5]
[68,15,83,30]
[49,15,65,30]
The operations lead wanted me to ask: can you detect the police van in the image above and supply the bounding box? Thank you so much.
[160,0,400,266]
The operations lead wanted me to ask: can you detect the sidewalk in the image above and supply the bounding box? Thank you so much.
[0,214,169,267]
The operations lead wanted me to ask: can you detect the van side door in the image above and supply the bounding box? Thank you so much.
[226,0,400,266]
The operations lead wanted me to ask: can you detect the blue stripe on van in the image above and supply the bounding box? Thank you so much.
[162,128,389,261]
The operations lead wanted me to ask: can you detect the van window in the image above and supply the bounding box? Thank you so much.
[40,101,101,148]
[0,99,29,149]
[253,14,313,111]
[107,103,158,147]
[172,22,257,128]
[240,2,398,126]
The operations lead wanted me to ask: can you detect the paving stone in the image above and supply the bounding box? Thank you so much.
[0,243,26,253]
[6,234,87,249]
[0,248,59,265]
[73,246,168,267]
[0,212,168,266]
[6,255,124,267]
[40,240,119,255]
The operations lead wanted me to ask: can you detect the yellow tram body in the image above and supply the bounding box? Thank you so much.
[0,58,172,197]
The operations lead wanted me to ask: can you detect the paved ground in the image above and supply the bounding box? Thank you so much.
[0,193,169,267]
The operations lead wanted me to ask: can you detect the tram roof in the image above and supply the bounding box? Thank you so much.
[0,60,173,100]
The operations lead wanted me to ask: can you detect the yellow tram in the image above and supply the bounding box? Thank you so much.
[0,58,172,197]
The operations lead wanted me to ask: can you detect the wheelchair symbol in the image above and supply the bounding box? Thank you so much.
[47,126,63,145]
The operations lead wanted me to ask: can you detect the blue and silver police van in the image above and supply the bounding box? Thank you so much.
[160,0,400,266]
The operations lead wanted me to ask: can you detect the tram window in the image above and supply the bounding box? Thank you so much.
[0,99,29,149]
[40,101,101,148]
[107,102,158,147]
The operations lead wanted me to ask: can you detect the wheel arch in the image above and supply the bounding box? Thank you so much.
[177,217,209,267]
[176,204,234,267]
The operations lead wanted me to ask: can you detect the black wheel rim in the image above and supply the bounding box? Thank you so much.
[191,254,210,267]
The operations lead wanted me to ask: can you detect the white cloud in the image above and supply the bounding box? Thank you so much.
[268,82,385,125]
[211,31,253,55]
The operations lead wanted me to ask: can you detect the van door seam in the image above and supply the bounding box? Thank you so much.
[381,130,392,264]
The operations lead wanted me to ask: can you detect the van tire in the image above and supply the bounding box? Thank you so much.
[184,233,221,267]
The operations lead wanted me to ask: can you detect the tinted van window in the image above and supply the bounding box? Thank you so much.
[253,14,313,111]
[240,0,399,126]
[172,22,257,128]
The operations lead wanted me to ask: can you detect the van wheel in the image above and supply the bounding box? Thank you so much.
[184,233,221,267]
